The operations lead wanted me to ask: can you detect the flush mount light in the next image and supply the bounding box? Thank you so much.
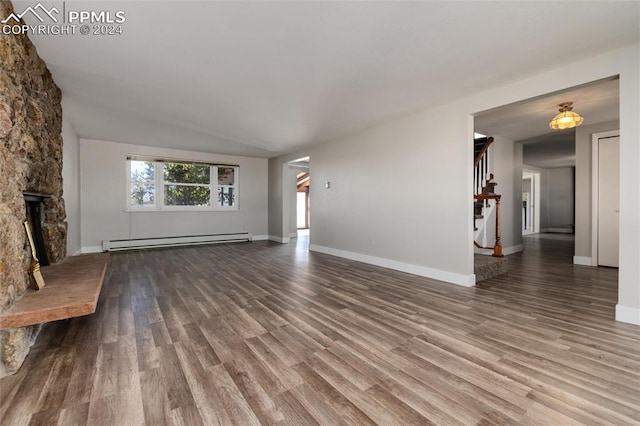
[549,102,584,130]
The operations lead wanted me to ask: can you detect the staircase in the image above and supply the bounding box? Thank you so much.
[473,136,508,282]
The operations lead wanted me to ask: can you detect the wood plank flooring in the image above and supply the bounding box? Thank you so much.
[2,234,639,425]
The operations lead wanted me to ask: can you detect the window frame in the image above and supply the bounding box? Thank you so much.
[127,159,157,211]
[126,157,239,212]
[162,161,213,209]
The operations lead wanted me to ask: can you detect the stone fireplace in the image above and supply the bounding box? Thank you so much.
[0,0,67,376]
[24,192,52,266]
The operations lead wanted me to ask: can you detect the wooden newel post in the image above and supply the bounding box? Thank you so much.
[493,195,503,257]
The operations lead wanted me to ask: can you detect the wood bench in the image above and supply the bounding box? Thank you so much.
[0,253,109,330]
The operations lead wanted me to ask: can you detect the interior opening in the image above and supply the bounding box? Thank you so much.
[522,170,540,236]
[471,76,620,317]
[288,157,310,240]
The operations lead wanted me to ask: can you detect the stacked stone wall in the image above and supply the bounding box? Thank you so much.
[0,0,66,376]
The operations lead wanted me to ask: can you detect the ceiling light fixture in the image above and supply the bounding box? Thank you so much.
[549,101,584,130]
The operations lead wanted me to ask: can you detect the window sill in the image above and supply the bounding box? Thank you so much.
[125,208,239,213]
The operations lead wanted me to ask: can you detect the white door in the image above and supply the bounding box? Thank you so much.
[597,136,620,267]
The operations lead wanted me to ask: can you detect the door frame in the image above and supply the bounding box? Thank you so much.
[591,130,620,266]
[522,169,541,235]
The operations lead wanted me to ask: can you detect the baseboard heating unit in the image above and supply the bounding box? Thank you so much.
[102,232,253,252]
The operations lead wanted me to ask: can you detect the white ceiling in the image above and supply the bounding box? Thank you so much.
[475,78,620,168]
[16,1,640,158]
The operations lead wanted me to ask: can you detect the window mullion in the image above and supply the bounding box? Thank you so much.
[126,160,131,210]
[163,182,209,187]
[211,165,217,207]
[156,161,164,209]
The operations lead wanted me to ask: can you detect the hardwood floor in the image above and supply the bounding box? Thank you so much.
[2,235,639,425]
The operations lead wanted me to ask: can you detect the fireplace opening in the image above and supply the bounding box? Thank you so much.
[23,192,51,267]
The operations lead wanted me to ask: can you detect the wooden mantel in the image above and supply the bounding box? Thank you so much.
[0,253,109,330]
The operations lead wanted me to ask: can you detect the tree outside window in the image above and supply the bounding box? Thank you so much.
[164,163,211,206]
[130,161,155,206]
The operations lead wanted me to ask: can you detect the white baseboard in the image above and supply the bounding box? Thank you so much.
[268,235,290,244]
[539,228,549,233]
[86,235,271,252]
[503,245,523,255]
[474,248,493,255]
[616,304,640,325]
[71,248,83,256]
[309,244,475,287]
[81,246,103,254]
[474,245,522,256]
[103,233,251,251]
[573,256,593,266]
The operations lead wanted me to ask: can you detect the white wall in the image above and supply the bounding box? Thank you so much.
[80,139,268,250]
[268,158,284,240]
[307,103,474,286]
[548,167,575,230]
[267,44,639,324]
[490,137,523,253]
[61,108,81,256]
[617,44,640,325]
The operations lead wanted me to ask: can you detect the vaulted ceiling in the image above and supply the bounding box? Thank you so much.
[16,1,640,158]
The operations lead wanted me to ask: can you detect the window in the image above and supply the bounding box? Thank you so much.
[129,160,155,207]
[164,162,211,207]
[127,158,238,210]
[217,167,235,207]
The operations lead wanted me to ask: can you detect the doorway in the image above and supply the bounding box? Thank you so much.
[296,172,310,232]
[522,169,540,235]
[287,157,310,241]
[522,170,540,235]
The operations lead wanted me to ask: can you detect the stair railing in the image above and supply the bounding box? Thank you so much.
[473,137,503,257]
[474,193,503,257]
[474,137,493,195]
